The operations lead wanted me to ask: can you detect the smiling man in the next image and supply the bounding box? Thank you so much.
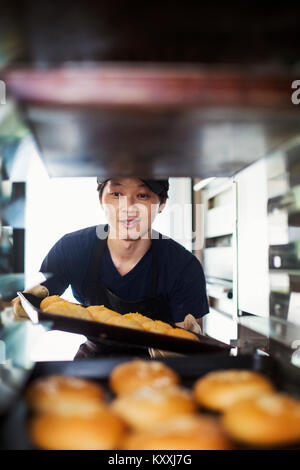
[13,177,209,357]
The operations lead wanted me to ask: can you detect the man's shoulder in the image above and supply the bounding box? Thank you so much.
[62,225,98,241]
[155,231,199,268]
[58,225,100,251]
[156,230,192,253]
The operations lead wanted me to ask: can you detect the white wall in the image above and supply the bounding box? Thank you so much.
[152,177,192,251]
[235,159,270,317]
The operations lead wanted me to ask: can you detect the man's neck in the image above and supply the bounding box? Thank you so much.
[107,231,152,263]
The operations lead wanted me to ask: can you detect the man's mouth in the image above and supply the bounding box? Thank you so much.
[119,218,141,228]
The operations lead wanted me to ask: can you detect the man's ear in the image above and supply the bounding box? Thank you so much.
[158,199,167,213]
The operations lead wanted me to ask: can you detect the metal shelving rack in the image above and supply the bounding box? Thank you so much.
[193,177,238,346]
[239,137,300,363]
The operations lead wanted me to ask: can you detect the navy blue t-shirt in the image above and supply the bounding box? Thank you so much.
[40,225,209,323]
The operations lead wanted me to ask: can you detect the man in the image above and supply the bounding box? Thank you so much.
[13,177,209,357]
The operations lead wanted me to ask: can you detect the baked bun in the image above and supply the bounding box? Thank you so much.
[87,305,122,323]
[123,313,149,325]
[29,407,125,450]
[154,320,173,330]
[112,385,196,430]
[25,375,105,415]
[43,301,92,320]
[142,320,171,335]
[194,369,274,412]
[166,328,199,341]
[122,414,232,450]
[222,392,300,447]
[106,316,144,330]
[40,295,66,310]
[109,360,180,395]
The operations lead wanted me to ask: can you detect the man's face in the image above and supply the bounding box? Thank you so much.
[100,178,165,240]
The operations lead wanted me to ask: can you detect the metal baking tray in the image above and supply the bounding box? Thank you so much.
[1,353,300,450]
[17,292,231,354]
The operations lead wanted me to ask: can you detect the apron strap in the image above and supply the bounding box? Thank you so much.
[151,236,159,297]
[85,224,109,304]
[90,226,109,283]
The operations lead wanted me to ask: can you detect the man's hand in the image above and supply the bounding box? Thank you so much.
[11,285,49,321]
[148,314,203,358]
[181,314,203,335]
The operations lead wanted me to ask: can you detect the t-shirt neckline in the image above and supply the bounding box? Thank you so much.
[105,242,153,280]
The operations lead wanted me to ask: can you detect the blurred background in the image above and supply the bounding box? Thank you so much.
[0,1,300,362]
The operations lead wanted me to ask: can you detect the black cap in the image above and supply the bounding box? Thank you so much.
[97,178,169,200]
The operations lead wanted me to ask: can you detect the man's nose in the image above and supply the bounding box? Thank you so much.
[119,195,139,212]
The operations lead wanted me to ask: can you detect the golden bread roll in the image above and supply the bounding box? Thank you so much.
[28,407,125,450]
[40,295,66,310]
[111,385,196,430]
[193,369,274,412]
[166,328,199,341]
[154,320,173,330]
[222,392,300,447]
[142,320,171,335]
[87,305,122,323]
[106,316,144,330]
[122,414,232,450]
[109,359,180,395]
[25,375,105,415]
[123,313,149,325]
[43,301,92,320]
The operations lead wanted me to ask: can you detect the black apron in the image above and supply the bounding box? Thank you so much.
[74,225,172,358]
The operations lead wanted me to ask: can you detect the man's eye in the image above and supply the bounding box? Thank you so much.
[138,193,150,199]
[111,192,122,197]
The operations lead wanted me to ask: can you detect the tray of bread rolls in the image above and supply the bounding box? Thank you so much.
[16,292,231,354]
[1,353,300,450]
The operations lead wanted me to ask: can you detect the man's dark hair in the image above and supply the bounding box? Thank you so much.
[97,178,169,204]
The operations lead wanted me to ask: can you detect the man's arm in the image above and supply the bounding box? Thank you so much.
[12,237,71,320]
[168,255,209,327]
[39,236,71,296]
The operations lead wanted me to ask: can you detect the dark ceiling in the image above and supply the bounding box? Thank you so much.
[1,1,300,178]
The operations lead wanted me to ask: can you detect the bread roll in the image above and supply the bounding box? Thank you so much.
[112,385,196,430]
[154,320,173,330]
[194,369,274,412]
[87,305,122,323]
[29,407,125,450]
[123,313,149,325]
[25,375,105,415]
[166,328,199,341]
[222,392,300,447]
[109,359,180,395]
[106,316,144,330]
[142,320,171,335]
[40,295,66,310]
[43,301,92,320]
[122,414,232,450]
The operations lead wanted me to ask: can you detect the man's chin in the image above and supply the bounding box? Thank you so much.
[122,233,142,241]
[119,228,150,241]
